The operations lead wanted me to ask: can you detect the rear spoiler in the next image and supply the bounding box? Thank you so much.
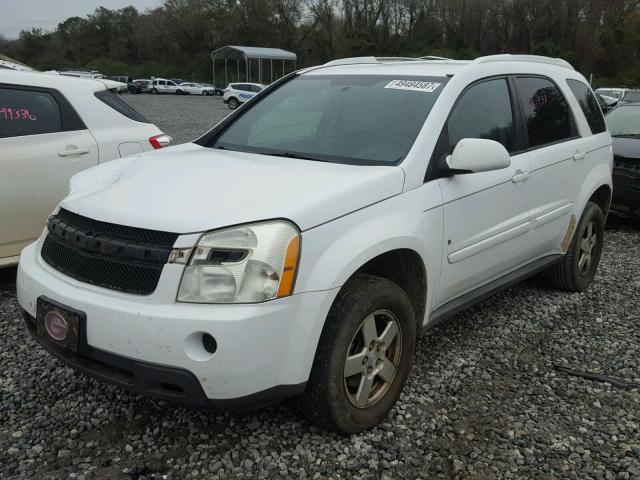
[95,79,127,91]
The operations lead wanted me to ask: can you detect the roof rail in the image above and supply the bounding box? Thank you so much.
[473,54,574,70]
[323,56,418,66]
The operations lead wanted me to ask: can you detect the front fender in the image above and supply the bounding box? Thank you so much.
[295,183,444,321]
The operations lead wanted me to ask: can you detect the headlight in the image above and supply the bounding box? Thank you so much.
[177,220,300,304]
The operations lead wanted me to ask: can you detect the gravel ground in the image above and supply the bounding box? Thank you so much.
[124,93,231,145]
[1,96,639,479]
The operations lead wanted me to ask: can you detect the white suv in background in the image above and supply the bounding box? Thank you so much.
[223,82,265,109]
[17,55,612,433]
[0,70,171,268]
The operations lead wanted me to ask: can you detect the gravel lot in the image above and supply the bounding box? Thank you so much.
[125,93,231,145]
[1,96,639,479]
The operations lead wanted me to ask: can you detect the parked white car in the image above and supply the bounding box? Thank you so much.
[223,82,265,109]
[17,55,612,433]
[179,82,215,95]
[596,87,629,101]
[149,78,186,95]
[0,70,171,268]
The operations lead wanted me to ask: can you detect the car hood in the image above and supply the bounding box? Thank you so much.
[61,143,405,233]
[612,137,640,160]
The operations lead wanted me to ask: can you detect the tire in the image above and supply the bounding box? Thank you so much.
[297,274,416,433]
[228,97,239,109]
[151,88,158,94]
[202,91,207,96]
[127,86,137,94]
[546,201,605,291]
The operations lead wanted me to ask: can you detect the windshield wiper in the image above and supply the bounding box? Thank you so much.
[260,151,329,162]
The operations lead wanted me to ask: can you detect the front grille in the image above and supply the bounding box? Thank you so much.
[41,209,179,295]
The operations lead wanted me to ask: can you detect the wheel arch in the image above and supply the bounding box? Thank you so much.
[345,248,428,336]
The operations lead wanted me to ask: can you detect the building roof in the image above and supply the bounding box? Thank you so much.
[212,46,297,61]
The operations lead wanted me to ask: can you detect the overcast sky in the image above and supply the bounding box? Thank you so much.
[0,0,162,39]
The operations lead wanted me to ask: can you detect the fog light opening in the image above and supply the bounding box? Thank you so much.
[202,333,217,354]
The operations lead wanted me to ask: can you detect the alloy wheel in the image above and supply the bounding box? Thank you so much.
[579,220,597,275]
[343,309,402,408]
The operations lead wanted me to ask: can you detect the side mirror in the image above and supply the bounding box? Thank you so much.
[441,138,511,176]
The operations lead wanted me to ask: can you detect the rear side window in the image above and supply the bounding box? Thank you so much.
[447,78,515,153]
[567,79,606,134]
[94,90,148,123]
[0,87,62,138]
[515,77,575,148]
[624,91,640,103]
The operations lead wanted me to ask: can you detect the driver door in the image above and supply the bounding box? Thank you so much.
[435,77,533,307]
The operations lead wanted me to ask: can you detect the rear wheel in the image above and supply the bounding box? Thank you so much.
[546,201,604,291]
[228,97,239,109]
[151,88,158,94]
[298,274,416,433]
[127,86,137,94]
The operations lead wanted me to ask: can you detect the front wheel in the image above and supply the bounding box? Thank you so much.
[298,274,416,433]
[228,97,239,109]
[151,88,158,94]
[546,201,605,291]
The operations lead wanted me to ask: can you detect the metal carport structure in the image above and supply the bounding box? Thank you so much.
[211,45,297,88]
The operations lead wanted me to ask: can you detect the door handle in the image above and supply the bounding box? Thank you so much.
[511,170,530,183]
[573,152,586,161]
[58,148,90,157]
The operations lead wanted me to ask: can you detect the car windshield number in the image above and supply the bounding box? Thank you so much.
[384,80,442,93]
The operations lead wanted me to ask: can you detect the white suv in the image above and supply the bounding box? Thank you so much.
[149,78,186,95]
[223,82,265,109]
[0,70,171,268]
[17,55,612,433]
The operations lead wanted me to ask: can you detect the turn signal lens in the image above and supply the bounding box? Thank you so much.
[277,236,300,298]
[149,134,172,149]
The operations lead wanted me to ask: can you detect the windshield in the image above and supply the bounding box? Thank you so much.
[606,106,640,136]
[623,91,640,103]
[207,74,448,166]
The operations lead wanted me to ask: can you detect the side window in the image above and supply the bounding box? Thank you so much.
[250,85,262,93]
[566,79,606,135]
[0,87,63,138]
[159,81,166,86]
[515,77,575,148]
[447,78,515,153]
[94,90,148,123]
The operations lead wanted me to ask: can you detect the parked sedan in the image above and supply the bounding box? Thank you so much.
[179,82,215,95]
[0,70,172,268]
[606,103,640,217]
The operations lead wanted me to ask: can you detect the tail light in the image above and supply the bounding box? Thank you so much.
[149,134,172,150]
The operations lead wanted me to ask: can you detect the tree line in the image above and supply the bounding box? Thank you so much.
[1,0,639,87]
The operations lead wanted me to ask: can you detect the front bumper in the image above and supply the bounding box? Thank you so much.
[612,169,640,217]
[17,240,339,406]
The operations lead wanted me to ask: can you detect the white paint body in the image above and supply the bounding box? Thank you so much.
[17,57,613,401]
[0,70,164,265]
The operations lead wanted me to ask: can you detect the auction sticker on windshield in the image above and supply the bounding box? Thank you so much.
[384,80,441,93]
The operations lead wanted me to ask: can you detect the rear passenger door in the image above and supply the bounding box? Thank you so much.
[436,77,533,306]
[0,85,99,261]
[515,76,587,257]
